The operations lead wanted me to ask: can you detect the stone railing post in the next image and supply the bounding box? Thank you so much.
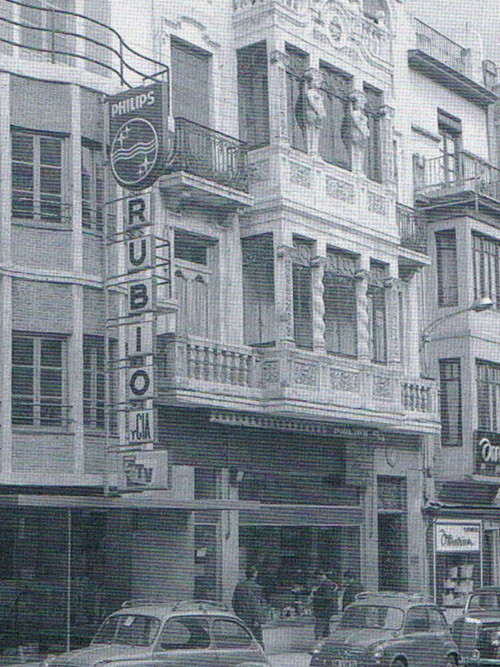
[355,269,370,362]
[384,276,401,369]
[311,255,326,353]
[275,244,295,345]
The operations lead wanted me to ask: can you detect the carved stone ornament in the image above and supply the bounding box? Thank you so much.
[326,175,355,202]
[308,0,392,66]
[330,368,360,392]
[373,374,392,398]
[293,360,319,386]
[247,159,270,184]
[289,161,313,187]
[260,360,280,385]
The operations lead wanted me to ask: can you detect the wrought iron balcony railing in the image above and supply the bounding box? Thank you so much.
[414,151,500,203]
[414,19,469,77]
[0,0,168,87]
[165,117,249,193]
[396,203,427,254]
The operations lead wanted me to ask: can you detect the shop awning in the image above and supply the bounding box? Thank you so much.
[240,503,364,526]
[0,493,261,512]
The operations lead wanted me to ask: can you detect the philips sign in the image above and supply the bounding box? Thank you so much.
[107,82,168,190]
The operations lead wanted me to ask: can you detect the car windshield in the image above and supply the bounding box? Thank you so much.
[340,605,404,630]
[92,614,161,646]
[468,593,500,611]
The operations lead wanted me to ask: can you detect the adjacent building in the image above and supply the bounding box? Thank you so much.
[0,0,497,656]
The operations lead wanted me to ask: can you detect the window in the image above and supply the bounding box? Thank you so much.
[157,617,210,650]
[12,335,66,427]
[427,608,447,632]
[438,110,462,184]
[477,360,500,432]
[242,234,275,345]
[319,64,351,169]
[286,44,308,151]
[404,607,429,634]
[292,240,313,348]
[82,142,105,229]
[19,0,75,64]
[12,131,65,223]
[171,37,210,127]
[83,336,105,430]
[323,249,358,356]
[473,233,500,308]
[439,358,462,446]
[364,86,382,182]
[368,262,387,364]
[174,231,214,338]
[212,619,253,648]
[435,230,458,307]
[237,42,270,147]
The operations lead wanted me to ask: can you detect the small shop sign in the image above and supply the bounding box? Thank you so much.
[117,450,169,491]
[475,430,500,476]
[435,521,481,553]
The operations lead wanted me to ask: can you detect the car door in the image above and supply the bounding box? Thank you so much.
[211,616,266,667]
[401,606,433,667]
[427,607,456,667]
[151,615,220,667]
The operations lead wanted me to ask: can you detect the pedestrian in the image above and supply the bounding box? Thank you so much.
[341,570,363,610]
[232,565,266,649]
[311,569,338,641]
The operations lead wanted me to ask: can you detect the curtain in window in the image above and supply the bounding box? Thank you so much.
[237,42,270,147]
[171,38,210,127]
[242,234,275,345]
[435,229,458,307]
[368,263,387,363]
[323,250,357,356]
[477,360,500,432]
[439,358,462,446]
[472,233,500,308]
[286,46,308,152]
[319,66,351,169]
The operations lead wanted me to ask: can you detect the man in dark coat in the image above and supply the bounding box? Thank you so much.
[341,570,363,610]
[232,565,266,648]
[311,569,338,640]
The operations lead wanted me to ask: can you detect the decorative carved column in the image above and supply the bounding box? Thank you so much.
[355,269,370,362]
[275,244,295,344]
[350,90,370,174]
[379,104,396,186]
[384,276,401,368]
[311,255,326,353]
[269,50,290,145]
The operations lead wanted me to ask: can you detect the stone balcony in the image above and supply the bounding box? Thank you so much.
[156,334,439,432]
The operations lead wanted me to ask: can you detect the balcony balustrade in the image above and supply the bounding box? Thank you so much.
[164,118,249,194]
[157,335,439,423]
[414,19,469,76]
[396,203,427,254]
[415,151,500,203]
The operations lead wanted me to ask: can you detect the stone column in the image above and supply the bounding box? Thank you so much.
[269,49,290,146]
[384,276,401,369]
[275,244,295,345]
[311,255,326,353]
[379,104,396,187]
[355,269,371,362]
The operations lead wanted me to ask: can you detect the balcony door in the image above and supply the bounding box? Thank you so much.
[170,37,210,127]
[438,110,462,186]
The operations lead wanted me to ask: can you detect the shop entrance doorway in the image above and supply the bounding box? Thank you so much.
[378,512,407,591]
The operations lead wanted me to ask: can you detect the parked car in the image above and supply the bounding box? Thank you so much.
[41,599,271,667]
[452,586,500,666]
[310,591,459,667]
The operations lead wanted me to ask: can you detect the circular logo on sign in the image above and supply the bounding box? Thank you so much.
[110,118,159,189]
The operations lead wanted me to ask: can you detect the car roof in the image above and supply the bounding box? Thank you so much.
[352,592,434,609]
[109,599,238,621]
[469,587,500,595]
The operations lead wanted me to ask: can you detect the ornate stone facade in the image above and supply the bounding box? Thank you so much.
[330,368,361,392]
[325,175,355,202]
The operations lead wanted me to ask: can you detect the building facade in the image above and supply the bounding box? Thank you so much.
[0,0,497,657]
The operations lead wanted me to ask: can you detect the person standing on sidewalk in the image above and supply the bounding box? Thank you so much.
[340,570,363,610]
[311,569,338,641]
[232,565,266,649]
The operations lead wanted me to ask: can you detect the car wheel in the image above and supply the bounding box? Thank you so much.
[391,659,406,667]
[445,656,458,667]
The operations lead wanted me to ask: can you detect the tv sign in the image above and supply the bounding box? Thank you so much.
[108,82,168,190]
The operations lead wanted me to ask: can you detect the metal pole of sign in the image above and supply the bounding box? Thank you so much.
[433,520,437,604]
[66,507,72,653]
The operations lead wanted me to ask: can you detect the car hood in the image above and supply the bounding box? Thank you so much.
[323,627,394,650]
[48,643,150,666]
[460,612,500,624]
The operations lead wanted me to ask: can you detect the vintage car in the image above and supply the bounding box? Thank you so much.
[310,591,459,667]
[452,587,500,666]
[41,598,270,667]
